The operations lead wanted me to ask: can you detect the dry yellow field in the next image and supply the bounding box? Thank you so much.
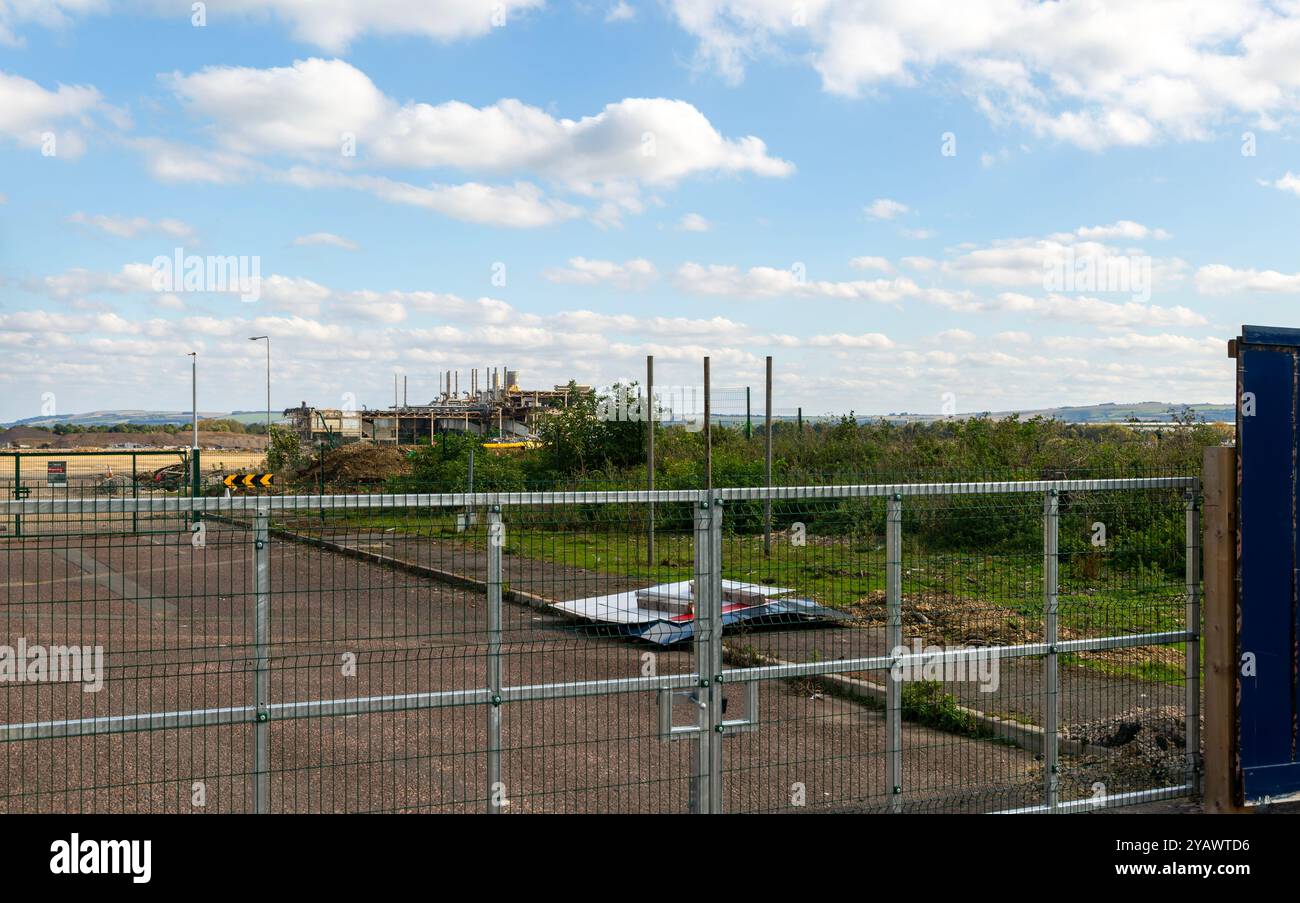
[1,449,267,481]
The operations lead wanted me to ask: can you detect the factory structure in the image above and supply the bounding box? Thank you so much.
[285,368,591,445]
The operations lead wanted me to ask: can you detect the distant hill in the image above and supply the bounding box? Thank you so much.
[3,402,1233,430]
[992,402,1234,424]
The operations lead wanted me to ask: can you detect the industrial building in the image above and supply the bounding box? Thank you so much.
[285,368,590,445]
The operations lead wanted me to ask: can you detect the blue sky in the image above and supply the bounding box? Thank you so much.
[2,0,1299,422]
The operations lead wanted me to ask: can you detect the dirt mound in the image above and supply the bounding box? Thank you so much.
[0,426,56,446]
[1060,705,1188,793]
[297,444,412,486]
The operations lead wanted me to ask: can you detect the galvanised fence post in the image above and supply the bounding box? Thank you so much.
[1184,486,1202,794]
[886,494,903,813]
[486,506,504,813]
[1043,489,1060,812]
[707,495,724,814]
[252,507,271,813]
[691,495,716,814]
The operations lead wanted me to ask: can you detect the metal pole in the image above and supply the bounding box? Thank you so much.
[131,452,138,534]
[190,352,198,449]
[1185,485,1202,795]
[252,508,271,813]
[703,357,711,493]
[486,506,503,812]
[692,497,715,813]
[706,495,723,814]
[264,339,271,434]
[745,386,751,439]
[764,356,772,556]
[647,355,655,569]
[886,494,903,813]
[1043,489,1059,813]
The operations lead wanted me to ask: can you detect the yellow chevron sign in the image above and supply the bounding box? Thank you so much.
[223,473,273,489]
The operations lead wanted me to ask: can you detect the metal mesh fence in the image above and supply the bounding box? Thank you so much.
[0,477,1198,813]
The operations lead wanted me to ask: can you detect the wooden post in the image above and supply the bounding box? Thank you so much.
[1203,444,1246,812]
[647,355,655,568]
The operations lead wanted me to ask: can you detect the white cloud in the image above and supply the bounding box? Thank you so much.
[942,231,1186,292]
[866,198,908,220]
[1072,221,1172,241]
[292,232,360,251]
[669,0,1300,150]
[986,292,1207,328]
[849,256,891,272]
[606,1,637,23]
[0,70,104,158]
[0,1,99,48]
[3,1,544,52]
[1273,172,1300,197]
[901,256,937,271]
[34,264,158,299]
[673,262,964,305]
[543,257,660,290]
[163,58,793,223]
[278,168,583,228]
[1195,263,1300,295]
[678,212,711,231]
[134,138,255,184]
[67,212,195,240]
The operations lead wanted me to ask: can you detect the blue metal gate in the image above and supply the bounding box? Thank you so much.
[1236,324,1300,802]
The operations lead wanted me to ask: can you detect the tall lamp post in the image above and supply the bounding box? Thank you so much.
[248,336,271,435]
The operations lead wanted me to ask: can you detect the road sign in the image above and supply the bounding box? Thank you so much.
[222,473,274,490]
[46,461,67,489]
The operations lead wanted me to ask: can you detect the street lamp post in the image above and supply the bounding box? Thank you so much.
[249,336,271,435]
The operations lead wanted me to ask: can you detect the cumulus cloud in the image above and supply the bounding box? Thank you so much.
[672,262,968,305]
[0,70,104,158]
[941,229,1186,293]
[678,212,711,231]
[669,0,1300,150]
[162,58,792,225]
[1195,264,1300,295]
[67,212,195,240]
[1272,172,1300,197]
[866,198,908,220]
[543,257,660,290]
[849,256,892,272]
[292,232,360,251]
[3,1,545,52]
[277,168,583,228]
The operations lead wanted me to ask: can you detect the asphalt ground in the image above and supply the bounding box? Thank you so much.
[1,516,1159,813]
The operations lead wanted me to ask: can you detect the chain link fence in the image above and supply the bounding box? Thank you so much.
[0,476,1198,813]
